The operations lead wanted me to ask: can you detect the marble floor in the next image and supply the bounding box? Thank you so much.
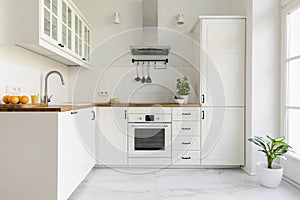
[69,168,300,200]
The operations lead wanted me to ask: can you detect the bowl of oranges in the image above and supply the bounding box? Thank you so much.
[2,95,29,105]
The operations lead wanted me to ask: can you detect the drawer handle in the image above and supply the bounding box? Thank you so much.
[182,142,191,145]
[182,127,191,130]
[182,156,191,160]
[182,113,191,116]
[71,111,78,115]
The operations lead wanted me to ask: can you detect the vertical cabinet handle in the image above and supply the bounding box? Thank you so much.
[91,111,95,120]
[201,94,205,104]
[202,110,205,119]
[124,110,127,119]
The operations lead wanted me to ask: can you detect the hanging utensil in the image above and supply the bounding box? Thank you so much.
[141,62,146,83]
[146,61,152,83]
[134,62,141,81]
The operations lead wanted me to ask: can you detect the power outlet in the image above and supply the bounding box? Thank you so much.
[6,85,22,94]
[98,91,109,96]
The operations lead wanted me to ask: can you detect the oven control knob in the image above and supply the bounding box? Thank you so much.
[156,117,160,120]
[139,117,143,120]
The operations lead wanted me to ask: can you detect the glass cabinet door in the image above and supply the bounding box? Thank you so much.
[83,26,91,61]
[75,14,83,58]
[43,0,58,42]
[61,0,72,51]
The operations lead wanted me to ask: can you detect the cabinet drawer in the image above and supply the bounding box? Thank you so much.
[172,136,200,151]
[172,151,200,165]
[172,122,200,137]
[172,108,200,121]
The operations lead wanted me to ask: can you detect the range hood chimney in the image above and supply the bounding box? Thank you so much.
[130,0,170,56]
[143,0,158,27]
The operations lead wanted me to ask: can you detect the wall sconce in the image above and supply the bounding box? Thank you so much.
[113,13,120,24]
[176,14,184,25]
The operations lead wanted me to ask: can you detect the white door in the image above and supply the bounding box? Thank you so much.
[57,109,95,200]
[200,19,245,106]
[96,107,128,166]
[201,107,244,165]
[74,107,96,163]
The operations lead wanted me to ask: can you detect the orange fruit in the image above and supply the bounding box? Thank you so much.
[20,96,29,104]
[9,96,19,104]
[2,95,10,104]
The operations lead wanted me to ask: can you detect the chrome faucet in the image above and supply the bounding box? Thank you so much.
[43,70,65,103]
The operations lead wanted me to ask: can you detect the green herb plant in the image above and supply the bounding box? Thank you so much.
[176,76,190,95]
[248,135,291,169]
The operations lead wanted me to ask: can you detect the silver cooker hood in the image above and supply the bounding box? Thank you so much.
[130,0,170,56]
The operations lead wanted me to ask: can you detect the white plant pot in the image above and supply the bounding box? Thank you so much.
[177,95,189,104]
[256,162,283,188]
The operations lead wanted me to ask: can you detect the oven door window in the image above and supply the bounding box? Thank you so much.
[134,128,165,151]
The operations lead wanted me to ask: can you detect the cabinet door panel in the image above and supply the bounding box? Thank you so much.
[201,107,244,165]
[172,107,200,121]
[58,109,95,200]
[96,107,128,165]
[41,0,58,43]
[172,122,200,137]
[200,19,245,106]
[172,151,200,165]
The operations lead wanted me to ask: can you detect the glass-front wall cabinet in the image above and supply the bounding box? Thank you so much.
[43,0,58,42]
[41,0,91,64]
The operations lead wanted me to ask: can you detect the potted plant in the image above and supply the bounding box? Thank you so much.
[175,76,190,104]
[248,135,291,188]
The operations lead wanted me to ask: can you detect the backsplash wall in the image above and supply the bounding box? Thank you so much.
[0,45,69,103]
[95,53,200,103]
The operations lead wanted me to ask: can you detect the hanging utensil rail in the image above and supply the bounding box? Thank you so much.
[131,59,168,64]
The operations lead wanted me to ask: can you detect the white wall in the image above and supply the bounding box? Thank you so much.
[73,0,247,47]
[0,45,69,103]
[243,0,281,174]
[70,0,247,103]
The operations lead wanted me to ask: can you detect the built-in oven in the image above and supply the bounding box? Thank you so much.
[128,113,172,158]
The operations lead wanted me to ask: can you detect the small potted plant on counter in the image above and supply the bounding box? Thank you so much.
[248,135,291,188]
[175,76,190,104]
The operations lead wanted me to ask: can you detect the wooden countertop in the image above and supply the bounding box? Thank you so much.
[0,103,201,112]
[95,103,201,107]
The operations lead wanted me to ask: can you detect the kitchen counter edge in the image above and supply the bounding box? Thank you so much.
[0,103,201,112]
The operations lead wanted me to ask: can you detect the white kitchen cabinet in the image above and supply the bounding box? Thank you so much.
[201,107,244,166]
[172,151,201,165]
[172,107,201,121]
[172,107,201,166]
[191,17,245,106]
[41,0,59,45]
[58,108,95,200]
[0,108,95,200]
[0,0,91,68]
[96,107,128,166]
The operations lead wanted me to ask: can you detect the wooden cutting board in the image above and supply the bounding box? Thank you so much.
[0,103,48,108]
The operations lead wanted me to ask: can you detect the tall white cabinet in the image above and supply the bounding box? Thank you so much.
[191,17,245,166]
